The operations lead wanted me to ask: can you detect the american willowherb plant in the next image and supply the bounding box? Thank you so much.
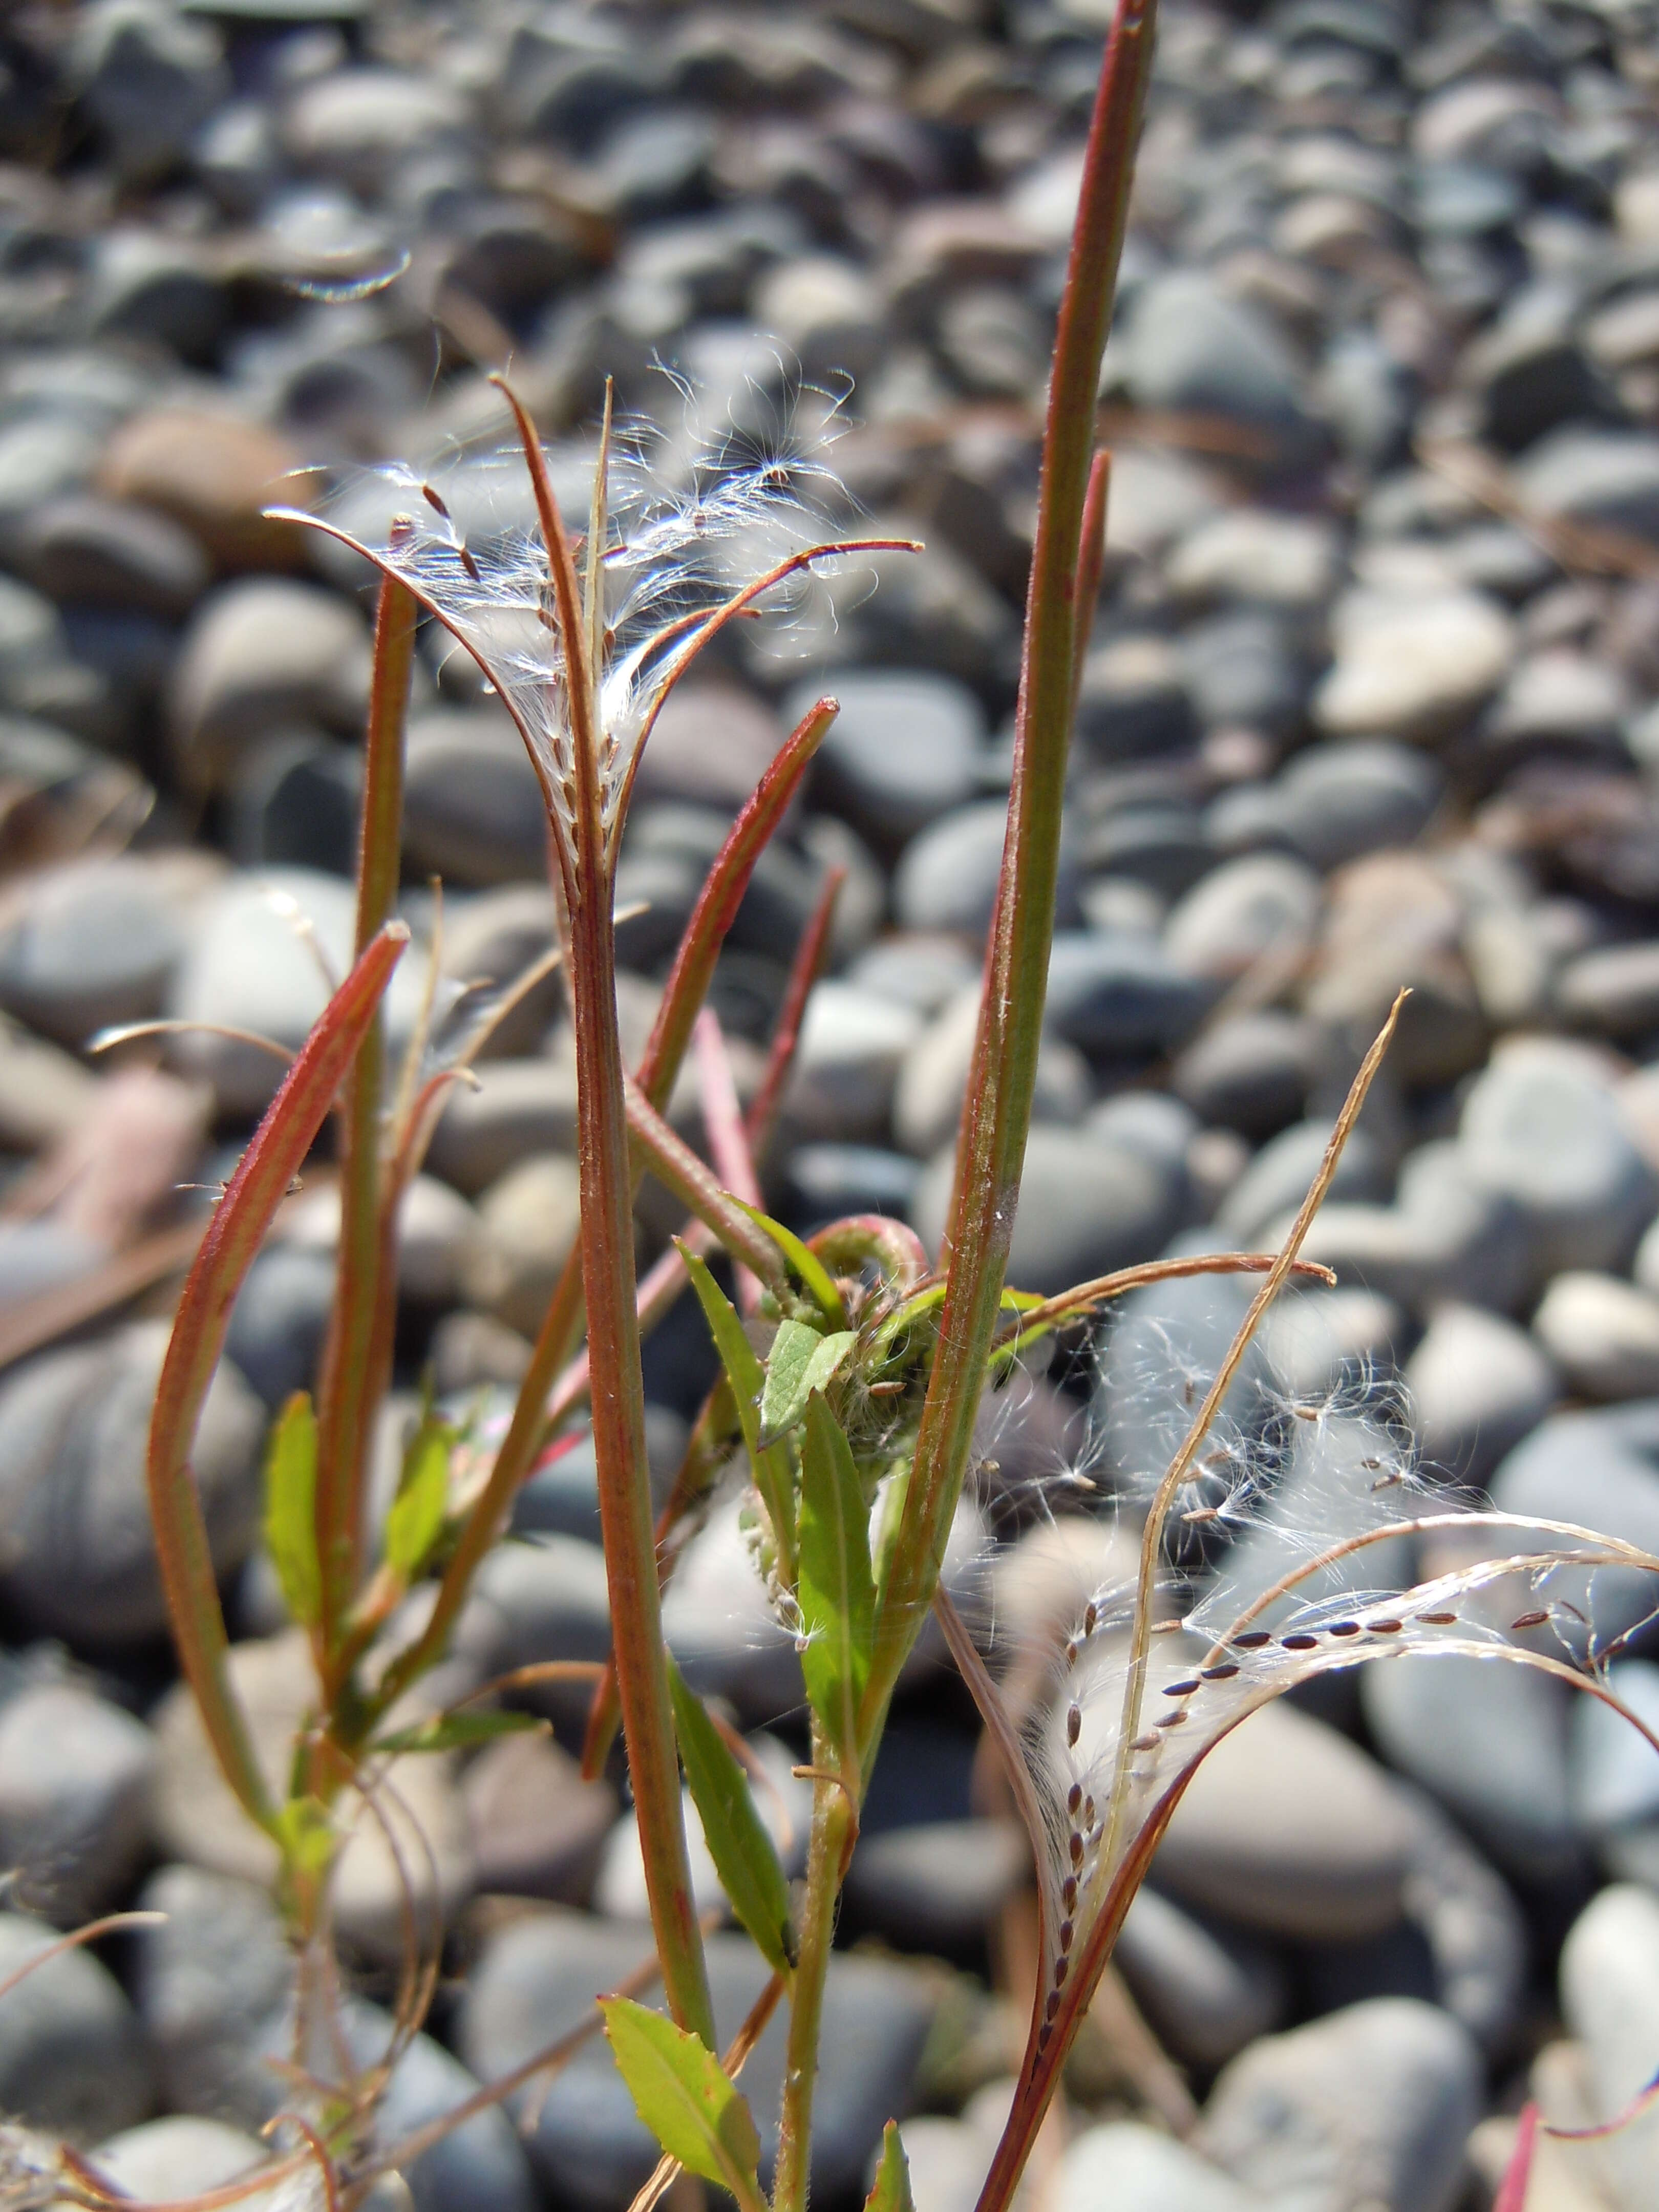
[84,0,1659,2210]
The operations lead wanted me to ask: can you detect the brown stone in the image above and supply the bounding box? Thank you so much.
[98,410,318,572]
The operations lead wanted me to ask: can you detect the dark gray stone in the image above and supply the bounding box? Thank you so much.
[913,1126,1180,1294]
[0,1679,155,1925]
[0,1908,152,2142]
[1277,742,1443,870]
[1114,1887,1287,2069]
[1171,1010,1322,1139]
[74,0,229,179]
[403,710,548,886]
[1119,271,1312,451]
[0,1322,264,1650]
[842,1819,1027,1950]
[1216,1117,1389,1248]
[1405,1301,1558,1483]
[1515,428,1659,548]
[1492,1400,1659,1653]
[1045,932,1215,1058]
[16,493,210,618]
[224,1243,336,1409]
[784,669,986,850]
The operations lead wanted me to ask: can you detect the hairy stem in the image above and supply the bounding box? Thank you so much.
[861,0,1160,1745]
[314,577,415,1667]
[773,1760,853,2212]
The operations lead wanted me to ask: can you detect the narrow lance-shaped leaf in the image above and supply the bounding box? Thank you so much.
[735,1201,847,1327]
[374,1709,544,1757]
[385,1412,453,1580]
[680,1245,795,1582]
[263,1392,320,1629]
[600,1997,767,2212]
[758,1320,857,1450]
[667,1654,796,1976]
[797,1394,875,1773]
[865,2123,916,2212]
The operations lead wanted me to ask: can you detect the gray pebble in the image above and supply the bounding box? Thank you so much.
[785,668,986,850]
[1114,1887,1287,2070]
[0,1908,152,2142]
[1560,1884,1659,2212]
[0,1678,155,1925]
[1405,1300,1558,1482]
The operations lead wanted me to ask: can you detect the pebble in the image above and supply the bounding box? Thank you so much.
[462,1729,617,1903]
[1215,1116,1388,1248]
[0,852,198,1050]
[1113,1887,1287,2071]
[842,1819,1028,1952]
[1570,1657,1659,1837]
[1274,741,1444,871]
[1404,1300,1559,1482]
[82,2117,275,2210]
[894,984,1090,1159]
[1171,1010,1322,1139]
[894,799,1075,941]
[167,580,371,792]
[1492,1401,1659,1654]
[1534,1272,1659,1400]
[98,408,308,573]
[403,709,550,887]
[781,980,923,1142]
[0,1321,263,1650]
[1163,853,1323,982]
[1314,585,1515,741]
[0,1676,154,1926]
[1560,1884,1659,2212]
[1058,2122,1264,2212]
[460,1153,583,1337]
[0,1908,152,2143]
[787,669,986,850]
[1195,1998,1481,2212]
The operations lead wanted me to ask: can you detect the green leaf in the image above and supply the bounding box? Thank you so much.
[757,1322,856,1449]
[680,1245,795,1578]
[601,1997,764,2209]
[263,1392,320,1628]
[734,1202,846,1326]
[271,1794,335,1884]
[797,1394,875,1768]
[667,1656,795,1975]
[864,2122,916,2212]
[385,1412,454,1580]
[373,1709,545,1757]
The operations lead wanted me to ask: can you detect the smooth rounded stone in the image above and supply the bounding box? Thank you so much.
[0,1008,94,1151]
[0,1679,154,1926]
[152,1628,475,1967]
[0,1321,262,1650]
[462,1730,616,1903]
[1152,1700,1415,1941]
[780,981,923,1143]
[168,580,371,791]
[1215,1116,1388,1248]
[0,1221,103,1311]
[283,66,470,173]
[1118,271,1311,448]
[226,733,358,876]
[782,669,986,850]
[594,1733,811,1924]
[1485,649,1633,758]
[0,1910,152,2143]
[912,1127,1180,1296]
[1405,1302,1558,1483]
[279,1173,479,1308]
[1113,1887,1287,2070]
[787,1143,923,1226]
[1392,1140,1533,1313]
[1385,1783,1529,2057]
[166,867,426,1118]
[1163,854,1322,983]
[842,1818,1027,1951]
[1079,801,1209,901]
[1195,1998,1480,2212]
[1534,1273,1659,1400]
[459,1910,938,2208]
[1179,611,1305,739]
[467,1539,615,1714]
[1171,1011,1321,1139]
[889,2102,1002,2212]
[1571,1657,1659,1834]
[1314,585,1514,741]
[403,710,547,886]
[894,798,1076,941]
[661,1494,801,1722]
[74,0,228,178]
[1560,1885,1659,2212]
[459,1153,582,1337]
[1258,1283,1402,1401]
[894,985,1090,1159]
[842,937,980,1020]
[1074,635,1196,762]
[1044,932,1214,1058]
[223,1243,334,1408]
[437,886,560,1058]
[1459,1039,1657,1286]
[84,230,227,364]
[84,2117,273,2207]
[1515,429,1659,548]
[1362,1652,1580,1886]
[427,1059,579,1196]
[1557,942,1659,1040]
[1166,508,1339,609]
[1058,2123,1263,2212]
[504,1406,682,1554]
[363,2006,541,2212]
[0,852,196,1050]
[98,409,308,574]
[629,681,781,813]
[1279,741,1444,870]
[16,493,209,619]
[1096,1253,1278,1498]
[1306,863,1487,1092]
[1492,1401,1659,1653]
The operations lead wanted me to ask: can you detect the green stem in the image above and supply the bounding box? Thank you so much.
[314,578,415,1664]
[772,1759,853,2212]
[859,0,1160,1750]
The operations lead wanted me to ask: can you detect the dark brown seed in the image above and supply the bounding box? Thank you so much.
[1067,1704,1081,1747]
[1280,1633,1318,1651]
[1183,1505,1221,1524]
[1069,1833,1084,1867]
[1129,1733,1159,1752]
[457,543,482,584]
[1369,1619,1402,1634]
[1083,1795,1095,1827]
[1418,1611,1457,1626]
[1156,1710,1188,1728]
[1200,1663,1240,1681]
[1067,1783,1082,1816]
[1045,1990,1061,2021]
[1059,1920,1074,1952]
[1083,1602,1098,1636]
[1037,2024,1052,2052]
[1066,1642,1078,1667]
[421,483,453,520]
[1234,1631,1272,1648]
[1053,1956,1069,1987]
[1163,1679,1201,1696]
[1512,1610,1550,1630]
[1328,1622,1361,1637]
[1061,1877,1077,1911]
